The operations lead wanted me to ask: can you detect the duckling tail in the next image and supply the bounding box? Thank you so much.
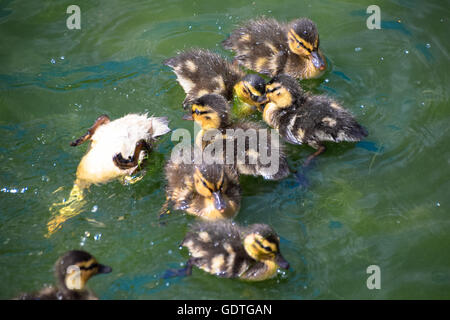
[151,117,171,138]
[46,183,86,238]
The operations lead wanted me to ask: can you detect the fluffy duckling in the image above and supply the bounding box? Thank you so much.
[15,250,111,300]
[222,18,326,79]
[46,114,170,237]
[164,48,267,113]
[263,74,368,166]
[184,94,290,180]
[174,220,289,281]
[71,113,170,188]
[164,155,241,220]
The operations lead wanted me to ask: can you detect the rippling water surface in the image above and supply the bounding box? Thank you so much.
[0,0,449,299]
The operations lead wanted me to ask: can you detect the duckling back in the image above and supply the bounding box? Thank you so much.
[278,95,368,148]
[76,114,170,186]
[181,220,253,278]
[164,49,245,106]
[222,18,288,77]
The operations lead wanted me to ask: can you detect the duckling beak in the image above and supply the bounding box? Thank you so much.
[255,94,269,105]
[182,113,194,121]
[212,191,226,212]
[311,50,326,71]
[275,253,290,269]
[97,264,112,274]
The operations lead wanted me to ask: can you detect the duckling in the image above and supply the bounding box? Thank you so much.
[263,74,368,166]
[184,93,290,180]
[71,113,170,188]
[171,220,289,281]
[46,113,170,237]
[222,18,327,79]
[15,250,111,300]
[164,48,267,114]
[164,154,241,220]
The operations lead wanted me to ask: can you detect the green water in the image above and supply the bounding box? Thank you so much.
[1,0,449,299]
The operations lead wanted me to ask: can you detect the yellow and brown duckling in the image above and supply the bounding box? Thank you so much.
[263,74,368,166]
[222,18,326,79]
[164,48,267,114]
[15,250,111,300]
[46,113,170,237]
[171,220,289,281]
[184,93,290,180]
[164,154,241,220]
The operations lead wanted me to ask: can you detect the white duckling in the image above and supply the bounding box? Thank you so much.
[47,113,170,237]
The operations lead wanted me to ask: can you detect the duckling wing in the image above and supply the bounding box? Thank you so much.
[164,49,244,105]
[182,221,253,278]
[291,97,368,147]
[222,19,288,77]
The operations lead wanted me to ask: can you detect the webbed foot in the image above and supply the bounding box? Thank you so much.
[70,114,110,146]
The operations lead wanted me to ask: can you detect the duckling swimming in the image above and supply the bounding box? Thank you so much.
[164,48,267,114]
[222,18,326,79]
[185,94,290,180]
[164,155,241,220]
[263,74,368,166]
[170,220,289,281]
[72,113,170,188]
[47,113,170,237]
[15,250,111,300]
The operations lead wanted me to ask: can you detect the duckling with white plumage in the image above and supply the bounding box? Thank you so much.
[47,113,170,237]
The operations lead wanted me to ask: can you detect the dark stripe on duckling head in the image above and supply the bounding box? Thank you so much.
[254,238,275,253]
[290,18,319,47]
[288,30,312,53]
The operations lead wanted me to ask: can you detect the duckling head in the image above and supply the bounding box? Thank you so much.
[287,18,326,71]
[184,94,231,129]
[194,164,229,213]
[265,74,305,109]
[55,250,112,292]
[233,74,268,110]
[243,224,290,269]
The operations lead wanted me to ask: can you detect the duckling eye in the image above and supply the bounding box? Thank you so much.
[194,109,200,115]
